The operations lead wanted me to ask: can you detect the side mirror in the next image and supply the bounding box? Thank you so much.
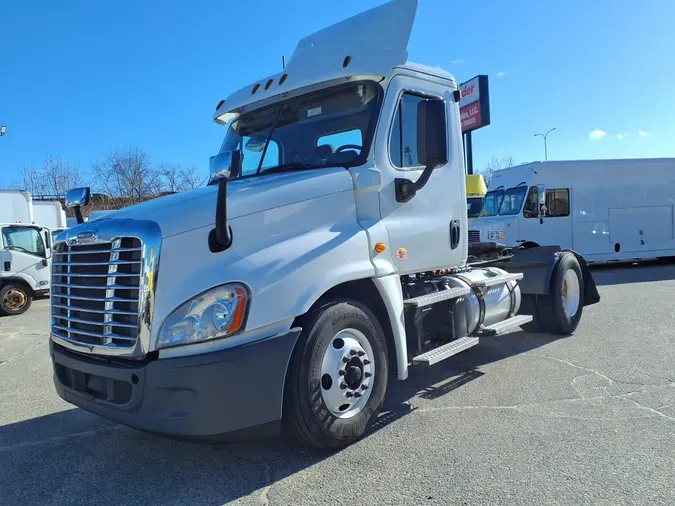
[537,184,546,207]
[417,98,448,169]
[209,149,242,185]
[66,187,91,225]
[66,187,91,208]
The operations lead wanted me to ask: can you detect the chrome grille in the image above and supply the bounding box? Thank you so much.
[51,238,142,349]
[468,230,480,243]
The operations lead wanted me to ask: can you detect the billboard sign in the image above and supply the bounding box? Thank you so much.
[459,75,490,134]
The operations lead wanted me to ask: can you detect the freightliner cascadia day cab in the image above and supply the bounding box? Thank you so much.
[469,158,675,263]
[0,190,52,315]
[466,174,487,220]
[49,0,600,449]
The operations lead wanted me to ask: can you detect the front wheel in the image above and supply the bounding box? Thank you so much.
[533,252,584,334]
[0,283,33,316]
[285,299,388,449]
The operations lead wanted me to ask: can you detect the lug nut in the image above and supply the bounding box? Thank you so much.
[358,351,365,357]
[363,359,371,365]
[350,349,358,356]
[354,392,362,398]
[342,357,350,363]
[338,370,345,376]
[340,382,347,389]
[365,372,372,378]
[346,392,353,398]
[361,384,368,390]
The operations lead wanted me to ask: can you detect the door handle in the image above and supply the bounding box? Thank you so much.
[450,219,461,250]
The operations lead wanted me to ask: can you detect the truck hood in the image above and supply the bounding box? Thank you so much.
[97,168,354,238]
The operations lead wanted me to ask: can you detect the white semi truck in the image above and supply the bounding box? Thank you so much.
[49,0,600,449]
[0,190,52,315]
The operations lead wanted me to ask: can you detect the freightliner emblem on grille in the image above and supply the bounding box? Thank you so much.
[67,231,97,246]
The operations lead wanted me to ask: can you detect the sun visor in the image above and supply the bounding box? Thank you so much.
[214,0,419,124]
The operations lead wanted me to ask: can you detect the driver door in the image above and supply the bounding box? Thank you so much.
[0,226,51,290]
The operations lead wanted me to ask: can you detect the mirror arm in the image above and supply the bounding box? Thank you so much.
[395,164,436,203]
[209,178,233,252]
[74,206,85,225]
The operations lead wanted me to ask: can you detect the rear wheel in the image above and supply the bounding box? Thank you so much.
[533,252,584,334]
[0,283,33,316]
[285,299,388,449]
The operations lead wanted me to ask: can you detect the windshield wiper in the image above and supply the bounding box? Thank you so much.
[260,162,322,175]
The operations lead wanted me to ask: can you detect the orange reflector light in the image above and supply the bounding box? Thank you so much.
[227,286,249,334]
[374,243,386,253]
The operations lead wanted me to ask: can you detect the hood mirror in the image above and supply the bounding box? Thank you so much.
[65,187,91,225]
[209,150,242,185]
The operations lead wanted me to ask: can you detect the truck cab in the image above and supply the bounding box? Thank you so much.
[0,223,51,315]
[466,173,487,220]
[48,0,599,449]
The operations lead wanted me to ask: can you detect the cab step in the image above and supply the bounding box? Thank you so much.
[412,336,479,366]
[477,314,533,336]
[403,286,471,308]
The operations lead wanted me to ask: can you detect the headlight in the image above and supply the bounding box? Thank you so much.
[487,230,505,240]
[157,283,249,349]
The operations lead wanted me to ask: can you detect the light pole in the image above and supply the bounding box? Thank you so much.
[534,127,555,161]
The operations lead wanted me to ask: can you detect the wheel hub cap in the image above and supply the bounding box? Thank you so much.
[320,328,375,419]
[3,289,26,311]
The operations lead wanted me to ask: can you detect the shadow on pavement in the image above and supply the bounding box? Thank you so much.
[589,258,675,286]
[0,329,569,504]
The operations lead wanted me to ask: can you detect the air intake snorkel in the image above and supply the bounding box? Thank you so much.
[208,149,242,253]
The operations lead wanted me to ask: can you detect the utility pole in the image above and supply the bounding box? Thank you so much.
[534,127,556,161]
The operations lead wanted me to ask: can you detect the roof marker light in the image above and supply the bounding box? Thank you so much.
[279,73,288,85]
[251,83,260,95]
[343,55,352,68]
[265,79,274,90]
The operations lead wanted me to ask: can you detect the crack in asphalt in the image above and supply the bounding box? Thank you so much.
[413,351,675,423]
[0,338,48,367]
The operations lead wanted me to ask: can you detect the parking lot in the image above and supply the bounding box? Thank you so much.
[1,262,675,505]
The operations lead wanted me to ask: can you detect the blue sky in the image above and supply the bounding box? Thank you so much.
[1,0,673,187]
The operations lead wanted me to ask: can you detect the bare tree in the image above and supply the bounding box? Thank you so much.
[92,147,159,204]
[157,164,207,193]
[10,155,88,198]
[480,156,516,186]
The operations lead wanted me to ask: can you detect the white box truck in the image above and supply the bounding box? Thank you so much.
[33,199,68,240]
[469,158,675,262]
[48,0,600,449]
[0,190,52,315]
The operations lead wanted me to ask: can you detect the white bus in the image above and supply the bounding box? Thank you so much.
[469,158,675,262]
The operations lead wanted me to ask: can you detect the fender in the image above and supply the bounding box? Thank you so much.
[372,274,408,380]
[497,246,600,307]
[0,273,39,292]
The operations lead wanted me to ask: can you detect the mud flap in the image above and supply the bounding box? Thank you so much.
[496,246,600,307]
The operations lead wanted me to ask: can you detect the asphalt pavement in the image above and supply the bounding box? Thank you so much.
[1,261,675,505]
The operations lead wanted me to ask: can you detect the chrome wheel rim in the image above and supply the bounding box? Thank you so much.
[3,288,27,311]
[320,328,375,419]
[562,270,580,317]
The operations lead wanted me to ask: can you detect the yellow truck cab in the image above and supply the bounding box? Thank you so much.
[466,174,487,220]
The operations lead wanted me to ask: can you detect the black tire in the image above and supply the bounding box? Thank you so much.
[0,283,33,316]
[285,298,389,449]
[534,252,584,335]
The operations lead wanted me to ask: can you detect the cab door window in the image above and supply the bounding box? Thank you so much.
[523,186,539,218]
[389,93,428,169]
[1,226,46,257]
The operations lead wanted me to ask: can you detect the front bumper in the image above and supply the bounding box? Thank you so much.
[50,329,301,441]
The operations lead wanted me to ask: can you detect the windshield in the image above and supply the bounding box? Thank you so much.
[467,197,484,218]
[498,185,528,215]
[1,226,46,257]
[480,190,504,217]
[220,81,382,177]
